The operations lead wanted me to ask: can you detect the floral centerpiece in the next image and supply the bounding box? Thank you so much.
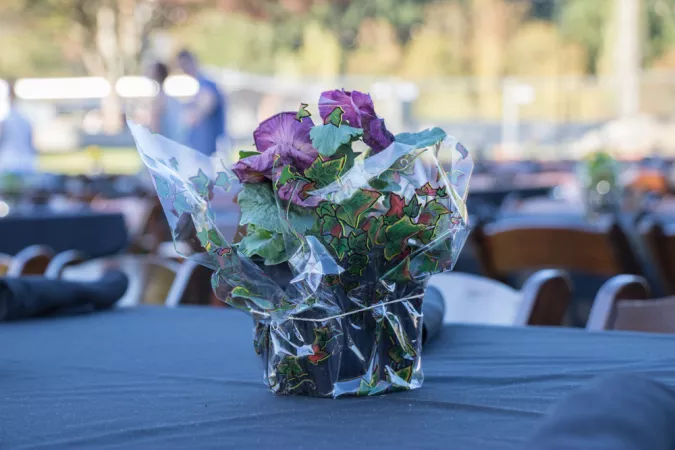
[578,151,621,217]
[129,89,472,398]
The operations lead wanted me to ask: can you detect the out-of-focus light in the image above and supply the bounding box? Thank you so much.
[15,77,111,100]
[0,201,10,218]
[116,76,159,98]
[596,180,611,195]
[396,82,420,102]
[371,82,394,101]
[164,75,199,97]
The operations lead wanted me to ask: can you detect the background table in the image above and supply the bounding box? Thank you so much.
[0,211,128,257]
[2,306,675,449]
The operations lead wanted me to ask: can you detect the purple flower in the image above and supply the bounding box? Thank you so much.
[277,181,321,208]
[232,112,317,184]
[318,89,395,153]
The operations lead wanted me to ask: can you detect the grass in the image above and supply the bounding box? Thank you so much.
[37,147,142,175]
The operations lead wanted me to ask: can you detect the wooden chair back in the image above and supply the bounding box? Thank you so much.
[472,217,641,281]
[640,218,675,295]
[136,256,213,307]
[0,253,12,276]
[45,250,87,279]
[428,269,571,326]
[7,245,55,276]
[584,274,675,332]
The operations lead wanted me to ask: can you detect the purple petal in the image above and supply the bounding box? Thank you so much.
[318,89,362,128]
[254,112,315,154]
[232,159,267,183]
[277,181,321,207]
[364,117,395,153]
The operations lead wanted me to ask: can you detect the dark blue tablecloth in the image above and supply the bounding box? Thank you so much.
[0,211,128,257]
[2,306,675,449]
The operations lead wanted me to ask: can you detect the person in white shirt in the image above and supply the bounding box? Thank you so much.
[0,80,37,174]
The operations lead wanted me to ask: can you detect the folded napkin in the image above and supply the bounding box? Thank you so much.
[422,285,445,345]
[0,270,128,321]
[526,374,675,450]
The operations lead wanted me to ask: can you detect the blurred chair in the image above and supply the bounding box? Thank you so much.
[584,274,675,332]
[45,250,87,279]
[640,218,675,295]
[472,216,642,282]
[428,269,571,326]
[7,245,55,276]
[0,253,12,276]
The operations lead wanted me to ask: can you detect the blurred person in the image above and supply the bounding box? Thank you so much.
[0,80,37,174]
[147,61,184,143]
[176,49,227,156]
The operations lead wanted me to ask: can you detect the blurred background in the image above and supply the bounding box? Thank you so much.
[0,0,669,173]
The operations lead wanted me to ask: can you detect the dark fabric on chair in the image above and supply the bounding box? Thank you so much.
[3,308,675,449]
[0,271,128,321]
[0,211,128,257]
[526,374,675,450]
[422,285,444,345]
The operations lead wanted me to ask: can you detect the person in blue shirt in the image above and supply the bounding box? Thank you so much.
[176,49,226,156]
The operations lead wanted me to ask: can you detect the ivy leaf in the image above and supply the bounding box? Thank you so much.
[153,175,171,198]
[313,326,332,348]
[239,150,261,159]
[456,141,469,159]
[365,216,386,247]
[189,169,211,197]
[237,184,284,233]
[309,124,363,158]
[238,225,288,265]
[395,127,447,149]
[329,237,349,260]
[308,344,330,365]
[386,193,405,218]
[207,229,224,247]
[436,186,448,198]
[387,256,412,282]
[317,202,336,218]
[335,189,380,228]
[393,365,413,384]
[449,170,465,186]
[418,200,452,226]
[347,231,369,253]
[215,172,230,189]
[347,253,369,276]
[231,286,274,310]
[384,217,426,260]
[403,196,421,218]
[417,228,434,245]
[169,157,179,171]
[414,253,439,275]
[173,192,193,215]
[415,182,437,197]
[196,229,209,248]
[276,165,300,187]
[324,106,344,126]
[304,155,346,188]
[321,215,343,237]
[296,103,311,121]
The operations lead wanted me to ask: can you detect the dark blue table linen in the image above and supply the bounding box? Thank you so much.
[2,306,675,449]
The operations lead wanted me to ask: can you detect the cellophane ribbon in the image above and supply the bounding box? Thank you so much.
[129,119,472,398]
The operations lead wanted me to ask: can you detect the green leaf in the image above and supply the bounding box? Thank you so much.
[189,169,210,197]
[207,229,224,247]
[296,103,311,121]
[324,106,344,126]
[173,192,192,215]
[169,157,179,171]
[387,256,412,282]
[395,127,447,149]
[347,253,369,276]
[366,216,386,247]
[238,225,288,265]
[417,228,434,245]
[215,172,230,189]
[239,150,261,159]
[419,200,452,226]
[276,165,299,187]
[402,196,421,218]
[329,237,349,260]
[384,217,426,260]
[347,231,369,253]
[394,365,413,383]
[310,124,363,157]
[335,189,381,228]
[414,253,439,275]
[320,215,342,237]
[197,229,209,247]
[304,155,346,188]
[231,286,274,310]
[237,184,284,233]
[153,175,171,198]
[436,186,448,198]
[317,202,336,218]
